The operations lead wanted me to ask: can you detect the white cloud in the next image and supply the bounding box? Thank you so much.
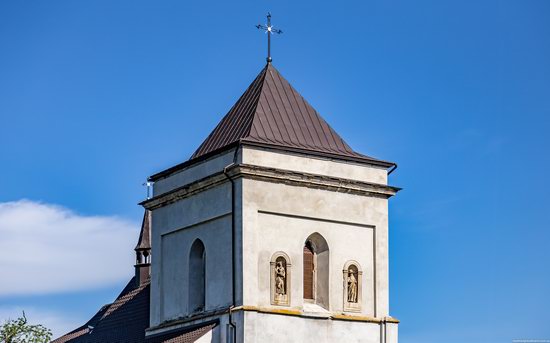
[0,306,84,339]
[0,200,137,296]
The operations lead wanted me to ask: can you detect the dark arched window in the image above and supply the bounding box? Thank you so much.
[303,233,330,309]
[188,239,205,313]
[303,242,314,300]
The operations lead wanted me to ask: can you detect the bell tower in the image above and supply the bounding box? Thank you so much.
[134,210,151,287]
[142,63,400,343]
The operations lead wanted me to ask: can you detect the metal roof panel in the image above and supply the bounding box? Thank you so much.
[188,63,391,166]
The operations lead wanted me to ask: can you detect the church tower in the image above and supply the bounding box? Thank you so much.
[134,210,152,287]
[141,62,400,343]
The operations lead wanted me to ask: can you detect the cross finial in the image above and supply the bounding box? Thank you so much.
[256,12,282,63]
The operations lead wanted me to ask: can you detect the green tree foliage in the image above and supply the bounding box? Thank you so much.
[0,312,52,343]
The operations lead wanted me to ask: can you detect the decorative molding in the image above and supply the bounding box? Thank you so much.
[145,319,219,339]
[258,210,375,229]
[142,164,399,210]
[227,164,400,199]
[383,316,400,324]
[231,305,399,324]
[141,172,228,210]
[146,307,228,336]
[146,304,399,335]
[236,305,303,317]
[160,213,231,238]
[331,314,400,324]
[148,140,396,183]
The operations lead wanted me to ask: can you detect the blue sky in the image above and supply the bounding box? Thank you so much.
[1,1,549,342]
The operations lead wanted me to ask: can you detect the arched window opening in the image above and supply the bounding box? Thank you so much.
[303,233,330,310]
[188,239,205,314]
[143,251,150,264]
[303,243,314,300]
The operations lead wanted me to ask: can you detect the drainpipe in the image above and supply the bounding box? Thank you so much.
[385,163,396,343]
[223,146,239,343]
[379,318,390,343]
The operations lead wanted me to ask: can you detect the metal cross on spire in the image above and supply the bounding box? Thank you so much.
[256,12,282,63]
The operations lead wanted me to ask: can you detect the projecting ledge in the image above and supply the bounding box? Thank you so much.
[233,305,399,324]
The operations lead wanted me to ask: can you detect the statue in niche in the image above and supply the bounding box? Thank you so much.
[275,258,286,295]
[271,253,291,306]
[347,266,358,303]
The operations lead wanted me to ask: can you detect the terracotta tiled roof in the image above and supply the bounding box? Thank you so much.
[53,278,215,343]
[191,63,394,167]
[53,327,90,343]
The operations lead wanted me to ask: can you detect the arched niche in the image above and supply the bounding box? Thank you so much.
[303,232,330,310]
[188,239,206,314]
[270,251,291,306]
[343,260,362,312]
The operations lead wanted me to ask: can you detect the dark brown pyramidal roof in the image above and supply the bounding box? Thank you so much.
[191,63,394,168]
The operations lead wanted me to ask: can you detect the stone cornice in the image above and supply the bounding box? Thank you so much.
[230,164,400,198]
[146,305,399,335]
[233,305,400,324]
[141,171,228,210]
[141,164,400,210]
[145,308,226,336]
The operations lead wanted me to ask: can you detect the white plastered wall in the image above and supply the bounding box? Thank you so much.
[241,178,389,316]
[240,146,390,317]
[241,146,388,184]
[244,311,382,343]
[150,181,234,326]
[148,146,396,342]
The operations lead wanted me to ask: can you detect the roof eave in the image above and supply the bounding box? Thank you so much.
[148,138,396,184]
[148,141,240,182]
[240,140,396,169]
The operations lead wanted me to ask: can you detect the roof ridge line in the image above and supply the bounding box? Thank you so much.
[242,63,270,138]
[190,64,269,158]
[217,65,266,147]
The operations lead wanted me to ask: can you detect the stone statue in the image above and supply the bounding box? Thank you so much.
[275,260,286,295]
[347,269,358,303]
